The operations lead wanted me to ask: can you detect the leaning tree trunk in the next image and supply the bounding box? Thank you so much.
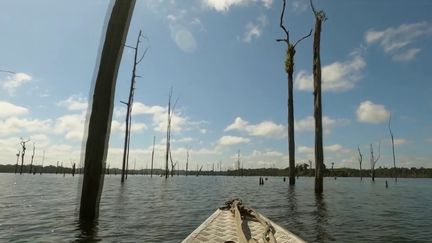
[311,0,326,194]
[79,0,135,222]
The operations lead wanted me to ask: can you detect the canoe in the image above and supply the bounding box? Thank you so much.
[182,199,305,243]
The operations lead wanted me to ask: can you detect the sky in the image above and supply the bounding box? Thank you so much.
[0,0,431,171]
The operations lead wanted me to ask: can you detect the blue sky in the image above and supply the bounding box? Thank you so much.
[1,0,431,170]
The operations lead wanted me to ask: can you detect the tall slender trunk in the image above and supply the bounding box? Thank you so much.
[389,116,397,182]
[80,0,135,221]
[287,46,296,185]
[150,135,155,178]
[29,144,35,174]
[15,151,20,174]
[311,2,326,194]
[186,147,189,176]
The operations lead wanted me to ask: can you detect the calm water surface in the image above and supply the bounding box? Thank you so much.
[0,174,431,242]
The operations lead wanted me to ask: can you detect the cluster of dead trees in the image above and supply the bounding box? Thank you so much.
[278,0,326,193]
[357,115,399,182]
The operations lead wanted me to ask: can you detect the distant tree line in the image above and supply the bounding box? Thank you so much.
[1,163,431,178]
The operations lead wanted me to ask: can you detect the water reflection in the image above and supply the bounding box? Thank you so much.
[75,219,100,242]
[313,194,333,242]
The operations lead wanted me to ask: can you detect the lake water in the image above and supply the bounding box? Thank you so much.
[0,174,431,242]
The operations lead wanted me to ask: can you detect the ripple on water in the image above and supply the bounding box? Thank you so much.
[0,175,431,242]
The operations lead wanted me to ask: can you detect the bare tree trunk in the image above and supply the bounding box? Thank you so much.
[186,146,189,176]
[277,0,311,186]
[310,0,326,194]
[358,146,363,180]
[165,90,172,179]
[121,30,147,183]
[150,135,155,178]
[79,0,135,221]
[388,115,397,182]
[370,143,381,182]
[29,143,35,174]
[72,163,76,177]
[19,139,30,175]
[15,151,20,174]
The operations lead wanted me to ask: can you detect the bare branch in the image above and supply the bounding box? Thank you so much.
[120,101,128,105]
[277,0,290,44]
[136,46,150,64]
[310,0,317,16]
[293,29,312,47]
[357,146,362,162]
[0,69,16,74]
[124,44,136,49]
[276,38,288,42]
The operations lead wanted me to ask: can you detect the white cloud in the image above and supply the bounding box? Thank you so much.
[54,113,85,141]
[203,0,272,12]
[240,149,287,168]
[0,101,28,117]
[291,0,308,12]
[1,73,32,96]
[356,101,390,124]
[57,95,88,111]
[225,117,285,138]
[261,0,273,8]
[297,146,313,154]
[110,120,147,134]
[295,54,366,92]
[295,116,349,134]
[217,135,250,146]
[365,21,432,61]
[242,15,268,43]
[392,48,421,62]
[0,117,51,136]
[393,138,408,146]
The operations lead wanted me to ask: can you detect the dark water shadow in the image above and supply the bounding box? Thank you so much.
[75,219,100,242]
[313,194,334,242]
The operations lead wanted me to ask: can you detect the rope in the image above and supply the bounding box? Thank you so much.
[223,199,277,243]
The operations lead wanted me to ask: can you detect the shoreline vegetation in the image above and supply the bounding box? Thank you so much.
[1,164,431,178]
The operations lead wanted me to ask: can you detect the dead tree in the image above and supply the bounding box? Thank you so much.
[19,138,30,175]
[277,0,312,186]
[15,150,20,174]
[40,150,45,175]
[370,142,381,182]
[185,146,190,176]
[237,150,241,177]
[310,0,327,194]
[169,150,176,177]
[72,163,76,177]
[121,30,149,183]
[164,88,178,179]
[80,0,135,221]
[196,165,204,176]
[150,135,155,177]
[358,146,363,180]
[56,161,59,174]
[309,160,313,176]
[388,114,397,182]
[29,143,35,174]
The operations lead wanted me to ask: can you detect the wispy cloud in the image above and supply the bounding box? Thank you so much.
[365,21,432,62]
[0,101,28,118]
[295,53,366,92]
[167,10,197,53]
[203,0,272,12]
[356,100,390,124]
[57,95,88,111]
[1,72,32,96]
[295,116,350,134]
[217,135,250,146]
[241,15,268,43]
[225,117,285,138]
